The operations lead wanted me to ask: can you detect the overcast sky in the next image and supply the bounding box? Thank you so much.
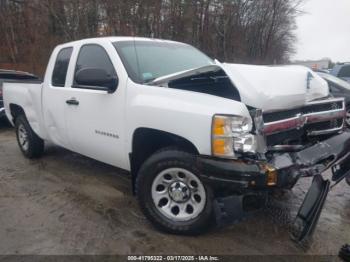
[294,0,350,62]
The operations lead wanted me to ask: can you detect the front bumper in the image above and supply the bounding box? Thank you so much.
[197,131,350,191]
[199,131,350,242]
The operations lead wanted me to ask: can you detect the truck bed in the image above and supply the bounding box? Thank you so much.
[3,81,47,140]
[0,71,41,118]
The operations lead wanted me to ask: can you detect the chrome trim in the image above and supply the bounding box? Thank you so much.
[305,97,345,106]
[268,145,305,152]
[304,109,345,122]
[263,114,307,134]
[308,126,344,136]
[263,98,345,135]
[0,107,5,116]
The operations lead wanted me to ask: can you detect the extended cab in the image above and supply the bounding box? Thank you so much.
[3,37,350,239]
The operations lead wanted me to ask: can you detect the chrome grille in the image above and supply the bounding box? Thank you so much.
[261,98,345,146]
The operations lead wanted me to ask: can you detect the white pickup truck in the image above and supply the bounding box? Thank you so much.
[3,37,350,239]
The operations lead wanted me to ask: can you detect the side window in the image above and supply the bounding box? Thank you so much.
[52,47,73,87]
[74,44,116,87]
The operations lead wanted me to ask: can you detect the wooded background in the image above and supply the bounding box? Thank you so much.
[0,0,303,77]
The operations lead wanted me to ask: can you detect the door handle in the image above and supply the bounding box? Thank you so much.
[66,98,79,106]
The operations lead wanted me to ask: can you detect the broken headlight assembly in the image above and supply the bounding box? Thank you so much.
[212,114,257,158]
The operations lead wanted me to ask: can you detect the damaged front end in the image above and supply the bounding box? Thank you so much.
[259,98,350,243]
[198,97,350,243]
[149,63,349,242]
[279,131,350,242]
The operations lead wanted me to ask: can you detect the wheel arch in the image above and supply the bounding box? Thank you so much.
[129,127,200,194]
[9,103,45,140]
[9,103,26,122]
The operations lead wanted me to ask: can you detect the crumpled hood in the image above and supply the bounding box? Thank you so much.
[221,63,329,111]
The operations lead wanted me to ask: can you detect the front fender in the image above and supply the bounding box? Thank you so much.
[126,83,251,156]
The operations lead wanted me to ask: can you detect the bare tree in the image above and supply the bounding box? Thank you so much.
[0,0,304,76]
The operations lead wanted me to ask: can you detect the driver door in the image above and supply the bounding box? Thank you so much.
[65,43,127,168]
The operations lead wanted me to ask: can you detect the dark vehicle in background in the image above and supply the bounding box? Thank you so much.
[317,72,350,127]
[0,70,39,120]
[331,63,350,83]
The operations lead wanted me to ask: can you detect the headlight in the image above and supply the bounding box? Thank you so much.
[233,134,256,152]
[212,115,256,158]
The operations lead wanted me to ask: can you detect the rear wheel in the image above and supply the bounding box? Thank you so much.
[15,115,44,158]
[136,148,213,234]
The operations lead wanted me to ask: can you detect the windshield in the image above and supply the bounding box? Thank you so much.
[113,40,213,84]
[318,72,350,90]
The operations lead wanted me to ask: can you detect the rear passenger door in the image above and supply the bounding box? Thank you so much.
[42,47,73,148]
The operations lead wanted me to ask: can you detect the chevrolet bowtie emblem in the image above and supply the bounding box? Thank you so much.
[296,113,308,129]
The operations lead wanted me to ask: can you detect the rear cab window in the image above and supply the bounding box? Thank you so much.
[52,47,73,87]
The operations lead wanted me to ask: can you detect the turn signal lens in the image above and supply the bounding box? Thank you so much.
[212,137,234,156]
[212,114,255,158]
[213,116,230,136]
[212,115,234,157]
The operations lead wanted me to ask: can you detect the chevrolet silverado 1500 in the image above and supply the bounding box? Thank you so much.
[3,37,350,240]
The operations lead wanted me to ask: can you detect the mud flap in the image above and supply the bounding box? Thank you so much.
[290,175,330,243]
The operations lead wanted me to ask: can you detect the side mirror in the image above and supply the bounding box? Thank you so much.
[74,68,118,93]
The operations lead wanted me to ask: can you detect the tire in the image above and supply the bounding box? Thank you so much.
[15,115,44,158]
[136,148,214,235]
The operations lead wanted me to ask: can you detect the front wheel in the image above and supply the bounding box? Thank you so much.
[136,148,213,235]
[15,115,44,158]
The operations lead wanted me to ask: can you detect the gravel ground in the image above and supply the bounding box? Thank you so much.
[0,121,349,255]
